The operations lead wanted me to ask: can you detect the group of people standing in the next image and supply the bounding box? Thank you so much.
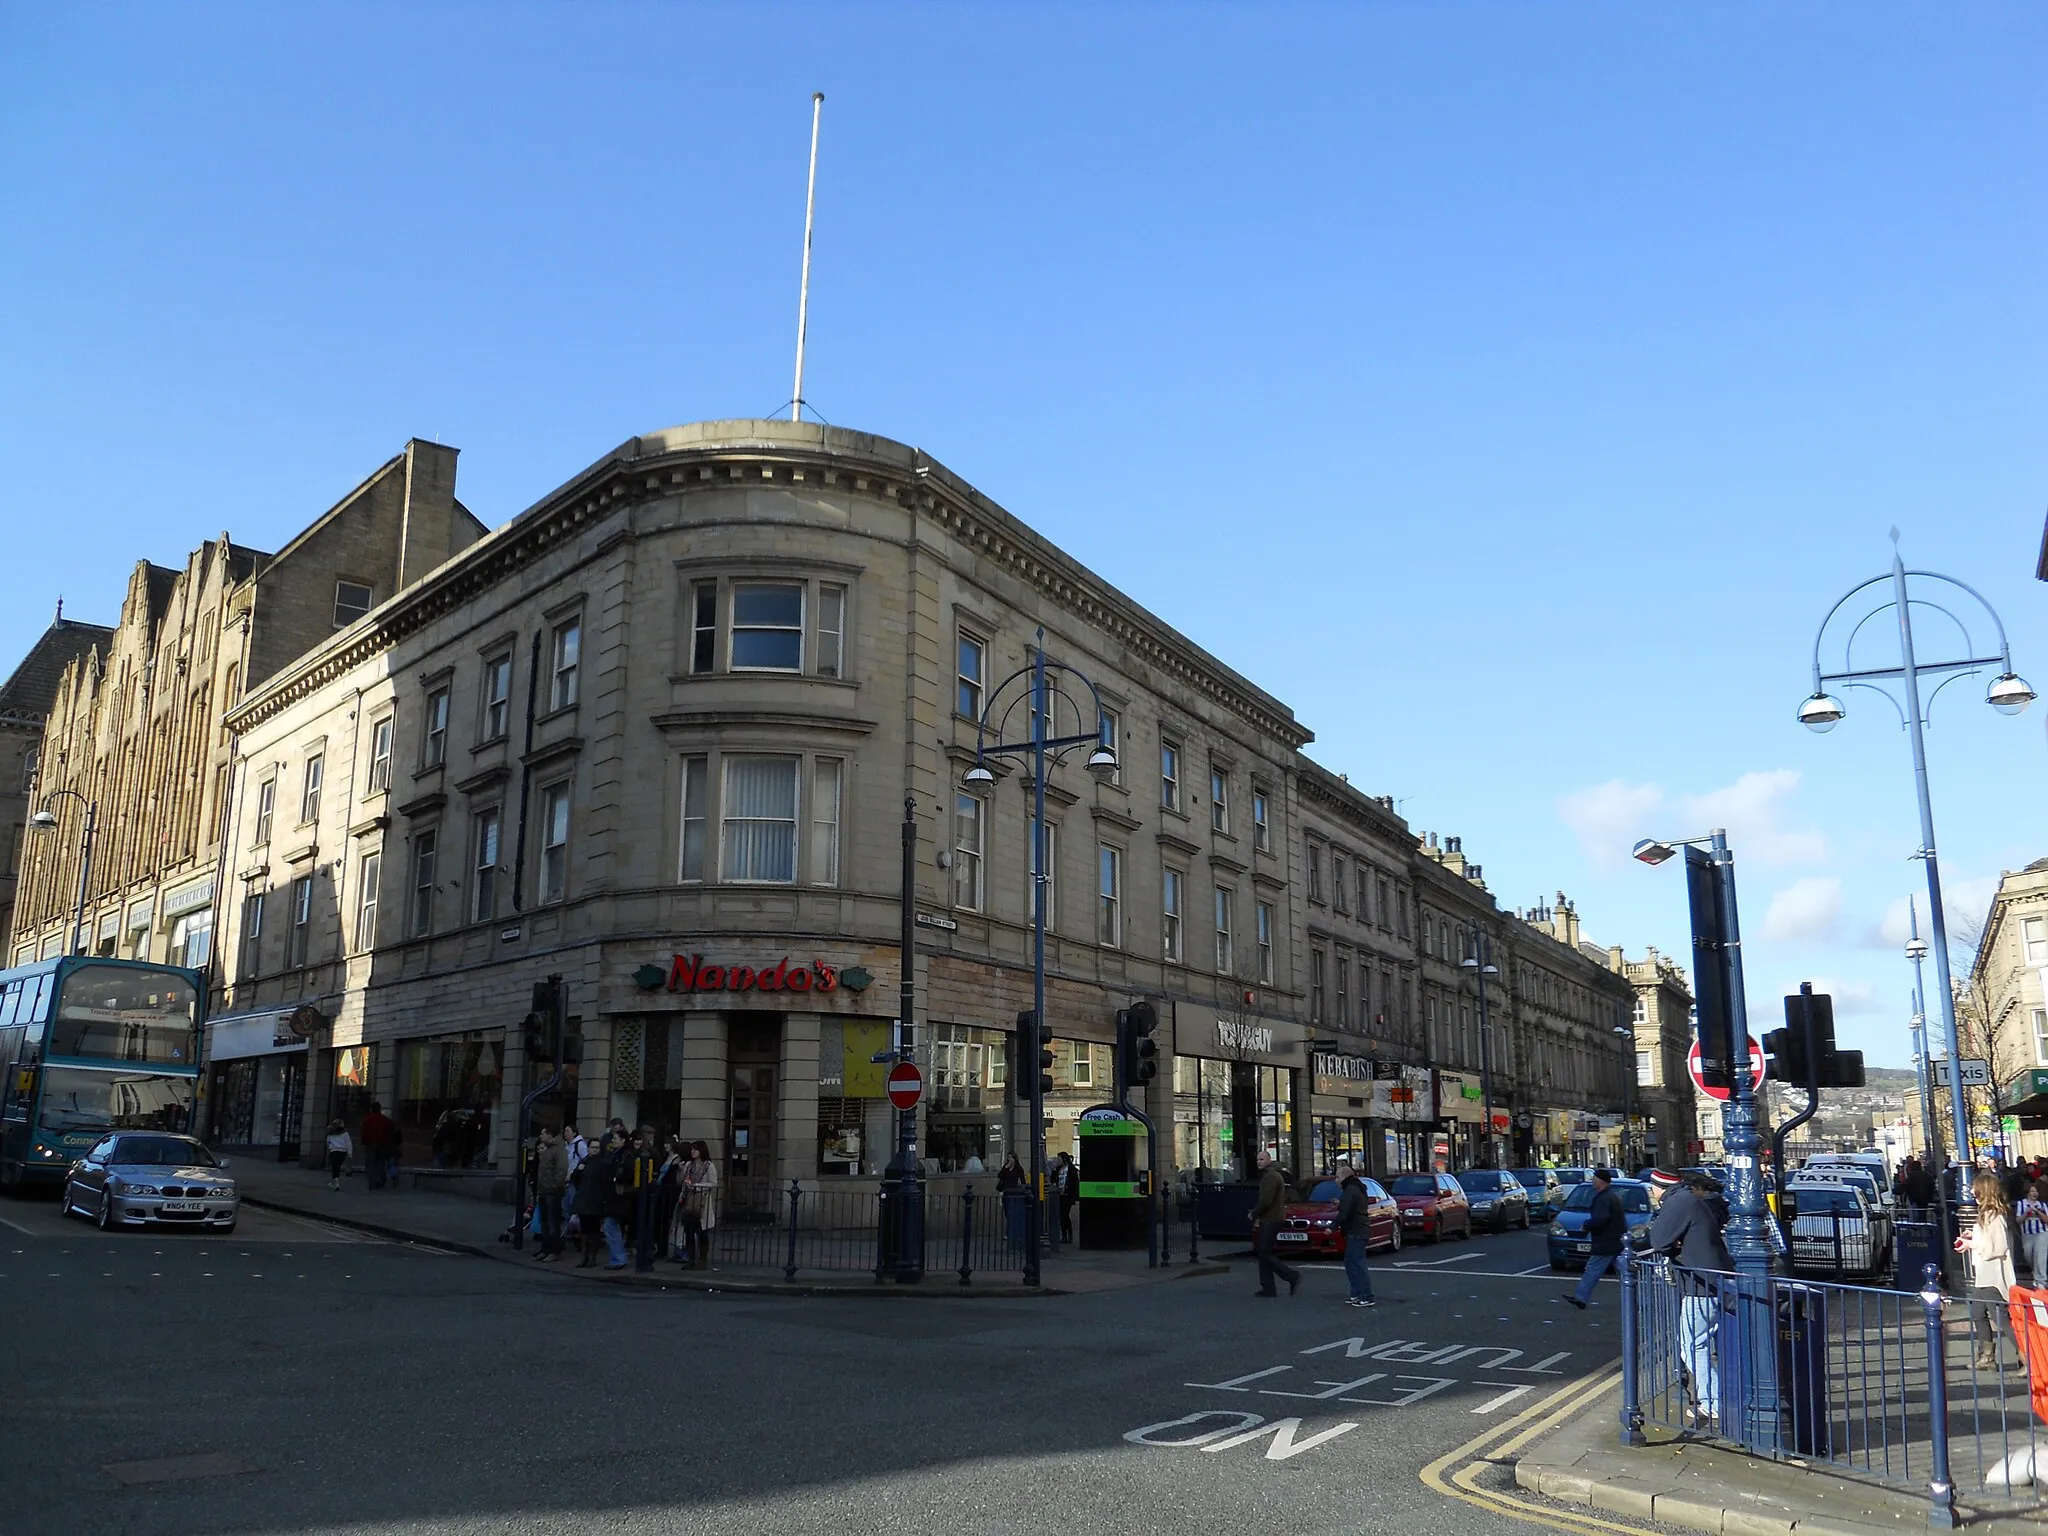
[527,1123,722,1270]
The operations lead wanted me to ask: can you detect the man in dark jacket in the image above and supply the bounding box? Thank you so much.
[573,1134,618,1268]
[1250,1151,1301,1299]
[1333,1160,1377,1308]
[1564,1168,1626,1309]
[1649,1171,1733,1424]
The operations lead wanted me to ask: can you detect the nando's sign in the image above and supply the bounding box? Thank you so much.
[654,953,873,996]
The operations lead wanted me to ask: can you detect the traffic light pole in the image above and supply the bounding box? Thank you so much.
[1025,649,1048,1287]
[1770,984,1823,1239]
[896,796,923,1284]
[511,974,566,1253]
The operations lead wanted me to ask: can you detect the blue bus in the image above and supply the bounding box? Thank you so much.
[0,956,205,1189]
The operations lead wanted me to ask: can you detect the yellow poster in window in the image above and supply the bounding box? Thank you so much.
[842,1022,891,1097]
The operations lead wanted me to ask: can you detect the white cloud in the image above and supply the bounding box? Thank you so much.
[1762,877,1844,943]
[1803,977,1885,1017]
[1859,877,2000,955]
[1557,769,1827,871]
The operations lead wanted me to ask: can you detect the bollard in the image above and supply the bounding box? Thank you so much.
[874,1186,891,1285]
[959,1183,975,1287]
[783,1179,801,1283]
[1921,1263,1957,1528]
[1619,1254,1647,1446]
[1159,1186,1172,1266]
[1188,1188,1202,1265]
[634,1181,653,1273]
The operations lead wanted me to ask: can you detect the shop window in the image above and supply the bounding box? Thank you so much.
[720,756,798,882]
[170,910,212,970]
[396,1033,501,1169]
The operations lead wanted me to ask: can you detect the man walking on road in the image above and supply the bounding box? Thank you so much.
[1333,1160,1376,1308]
[1251,1150,1301,1298]
[1563,1167,1625,1309]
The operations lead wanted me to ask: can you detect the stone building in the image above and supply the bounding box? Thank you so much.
[1964,859,2048,1159]
[7,443,483,1149]
[0,610,114,953]
[1608,945,1697,1170]
[1505,894,1641,1167]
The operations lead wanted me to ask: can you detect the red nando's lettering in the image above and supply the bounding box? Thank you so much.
[665,954,838,995]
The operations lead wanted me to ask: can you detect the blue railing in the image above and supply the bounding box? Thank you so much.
[1622,1253,2048,1523]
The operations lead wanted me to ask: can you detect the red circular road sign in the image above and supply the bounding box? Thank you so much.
[1688,1037,1766,1102]
[887,1061,924,1111]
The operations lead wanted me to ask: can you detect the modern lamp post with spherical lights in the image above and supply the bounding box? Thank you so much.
[1798,532,2032,1207]
[960,628,1118,1287]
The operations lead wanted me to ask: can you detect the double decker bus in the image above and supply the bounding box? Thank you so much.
[0,956,205,1189]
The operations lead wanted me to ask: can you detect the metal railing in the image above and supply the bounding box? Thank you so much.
[1622,1253,2048,1523]
[697,1181,1035,1284]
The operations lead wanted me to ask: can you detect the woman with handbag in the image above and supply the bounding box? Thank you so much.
[680,1140,720,1269]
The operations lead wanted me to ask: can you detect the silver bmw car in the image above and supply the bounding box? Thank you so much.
[62,1131,239,1232]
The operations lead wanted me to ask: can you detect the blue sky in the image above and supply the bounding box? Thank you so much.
[4,5,2043,1068]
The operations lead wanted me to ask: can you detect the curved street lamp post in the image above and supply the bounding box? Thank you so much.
[28,788,98,957]
[1798,534,2032,1206]
[961,628,1118,1288]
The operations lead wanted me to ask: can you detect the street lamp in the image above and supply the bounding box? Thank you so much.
[1800,531,2030,1207]
[960,627,1117,1287]
[1905,902,1943,1174]
[1613,1024,1636,1173]
[29,789,97,956]
[1460,936,1500,1168]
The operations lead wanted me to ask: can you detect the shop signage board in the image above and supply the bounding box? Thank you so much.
[1311,1050,1374,1097]
[886,1061,924,1110]
[1172,1003,1306,1069]
[1930,1058,1991,1088]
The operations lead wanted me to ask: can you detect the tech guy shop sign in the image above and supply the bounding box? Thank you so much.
[635,953,873,997]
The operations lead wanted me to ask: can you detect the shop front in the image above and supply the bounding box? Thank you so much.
[1170,1002,1306,1183]
[203,1007,310,1158]
[1309,1047,1375,1178]
[1370,1062,1434,1174]
[1435,1070,1486,1168]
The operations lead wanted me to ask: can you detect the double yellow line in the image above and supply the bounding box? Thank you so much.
[1419,1366,1663,1536]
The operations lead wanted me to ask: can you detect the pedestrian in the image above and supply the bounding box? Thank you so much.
[1644,1168,1680,1209]
[1563,1168,1627,1310]
[1906,1157,1936,1214]
[996,1153,1029,1251]
[357,1101,398,1191]
[653,1136,684,1262]
[1054,1152,1079,1243]
[323,1118,351,1190]
[2019,1180,2048,1284]
[1333,1159,1376,1308]
[573,1131,616,1268]
[1649,1170,1734,1428]
[599,1130,633,1270]
[1250,1150,1302,1299]
[1958,1171,2018,1369]
[534,1126,568,1262]
[679,1139,720,1269]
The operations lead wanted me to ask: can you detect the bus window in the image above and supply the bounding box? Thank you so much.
[0,983,16,1027]
[50,965,198,1066]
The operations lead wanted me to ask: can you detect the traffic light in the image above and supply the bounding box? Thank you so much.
[1774,990,1868,1091]
[1127,1000,1159,1089]
[523,979,555,1062]
[1805,993,1866,1088]
[1764,1001,1810,1086]
[1013,1010,1054,1101]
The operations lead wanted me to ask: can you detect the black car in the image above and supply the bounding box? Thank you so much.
[1455,1168,1532,1232]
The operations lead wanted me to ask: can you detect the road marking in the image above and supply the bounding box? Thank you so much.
[0,1214,35,1237]
[1394,1251,1485,1268]
[1200,1417,1359,1460]
[1469,1383,1536,1414]
[1418,1366,1663,1536]
[1185,1366,1293,1391]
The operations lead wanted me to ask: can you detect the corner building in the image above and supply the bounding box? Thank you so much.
[218,422,1319,1197]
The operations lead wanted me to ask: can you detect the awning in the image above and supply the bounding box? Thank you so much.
[2007,1069,2048,1131]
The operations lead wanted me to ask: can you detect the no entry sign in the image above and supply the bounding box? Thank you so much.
[1688,1037,1765,1102]
[887,1061,924,1111]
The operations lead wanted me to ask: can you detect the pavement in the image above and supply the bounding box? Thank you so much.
[227,1157,1232,1296]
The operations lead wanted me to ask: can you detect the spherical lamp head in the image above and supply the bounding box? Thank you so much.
[1797,693,1845,732]
[1904,936,1930,963]
[28,809,57,832]
[1085,747,1118,782]
[1988,673,2036,716]
[961,763,995,789]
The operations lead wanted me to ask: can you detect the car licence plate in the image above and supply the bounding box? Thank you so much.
[1570,1241,1590,1253]
[160,1201,202,1213]
[1276,1233,1307,1242]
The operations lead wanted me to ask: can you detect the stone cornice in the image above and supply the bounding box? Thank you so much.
[226,422,1314,754]
[1294,764,1410,844]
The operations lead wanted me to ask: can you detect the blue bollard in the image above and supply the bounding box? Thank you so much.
[1619,1254,1647,1446]
[959,1184,974,1287]
[783,1179,801,1282]
[1921,1263,1957,1528]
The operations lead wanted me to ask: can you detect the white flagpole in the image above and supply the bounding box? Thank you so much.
[791,92,824,422]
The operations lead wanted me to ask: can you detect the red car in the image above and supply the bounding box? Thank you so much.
[1270,1176,1403,1257]
[1387,1171,1473,1243]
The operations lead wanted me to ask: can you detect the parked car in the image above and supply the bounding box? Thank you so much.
[1457,1169,1532,1232]
[1784,1182,1885,1277]
[62,1132,238,1232]
[1387,1172,1472,1243]
[1787,1166,1893,1251]
[1512,1167,1561,1220]
[1547,1177,1654,1270]
[1552,1167,1592,1207]
[1271,1177,1403,1257]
